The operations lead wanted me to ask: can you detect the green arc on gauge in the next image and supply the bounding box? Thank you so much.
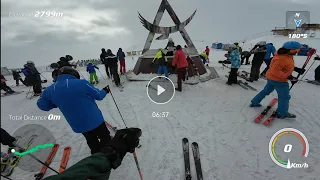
[13,143,54,156]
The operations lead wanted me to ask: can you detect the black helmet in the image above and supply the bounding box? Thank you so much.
[50,63,59,69]
[60,57,66,61]
[234,42,239,45]
[176,45,182,50]
[65,55,73,61]
[58,66,80,79]
[101,48,105,51]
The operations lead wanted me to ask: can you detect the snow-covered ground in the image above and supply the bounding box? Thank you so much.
[1,35,320,180]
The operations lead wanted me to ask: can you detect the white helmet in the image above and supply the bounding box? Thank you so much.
[229,44,236,48]
[256,41,266,46]
[27,61,34,65]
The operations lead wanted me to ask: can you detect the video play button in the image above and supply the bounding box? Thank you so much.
[157,85,165,95]
[147,76,175,104]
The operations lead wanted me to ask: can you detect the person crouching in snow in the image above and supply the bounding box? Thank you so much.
[86,63,99,84]
[249,41,306,119]
[199,52,208,65]
[172,45,188,92]
[152,48,169,78]
[226,44,241,85]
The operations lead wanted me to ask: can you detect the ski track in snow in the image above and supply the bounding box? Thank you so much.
[1,36,320,180]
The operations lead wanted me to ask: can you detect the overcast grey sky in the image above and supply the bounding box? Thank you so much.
[1,0,319,68]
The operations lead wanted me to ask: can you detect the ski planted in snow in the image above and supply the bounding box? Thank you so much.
[225,75,248,90]
[263,111,278,126]
[191,142,203,180]
[182,138,191,180]
[239,81,257,91]
[254,98,278,123]
[1,91,23,97]
[34,144,59,180]
[303,79,320,85]
[59,146,71,173]
[2,135,37,176]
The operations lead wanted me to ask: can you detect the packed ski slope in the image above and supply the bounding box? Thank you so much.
[1,35,320,180]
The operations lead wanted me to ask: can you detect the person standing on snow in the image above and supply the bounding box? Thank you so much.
[86,63,99,84]
[260,43,276,77]
[24,61,42,96]
[226,44,241,85]
[247,41,267,82]
[105,49,121,87]
[37,67,112,154]
[100,48,112,79]
[205,46,210,62]
[165,38,175,56]
[152,48,169,78]
[250,41,305,119]
[172,45,188,92]
[117,48,126,75]
[12,70,24,86]
[43,128,142,180]
[240,51,251,65]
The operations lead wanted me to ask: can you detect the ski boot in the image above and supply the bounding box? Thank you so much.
[277,113,296,119]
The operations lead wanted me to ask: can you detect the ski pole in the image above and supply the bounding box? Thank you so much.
[107,85,126,127]
[107,85,143,180]
[1,174,13,180]
[298,59,316,83]
[26,86,32,98]
[98,69,106,80]
[133,151,143,180]
[13,143,59,174]
[290,48,316,89]
[76,68,87,80]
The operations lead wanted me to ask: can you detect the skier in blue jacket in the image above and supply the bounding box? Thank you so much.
[261,43,276,77]
[37,67,112,154]
[226,44,241,85]
[86,63,99,84]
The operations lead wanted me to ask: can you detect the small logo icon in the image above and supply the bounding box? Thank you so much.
[294,19,302,27]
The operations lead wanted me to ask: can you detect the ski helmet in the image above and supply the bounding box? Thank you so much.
[256,41,266,46]
[27,61,34,65]
[176,45,182,50]
[234,42,239,45]
[282,41,301,50]
[58,66,80,79]
[50,63,59,69]
[101,48,105,51]
[60,57,66,61]
[65,55,73,61]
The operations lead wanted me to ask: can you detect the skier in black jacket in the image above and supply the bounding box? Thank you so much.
[105,49,121,86]
[240,51,251,65]
[247,41,267,82]
[100,48,112,78]
[24,61,42,96]
[12,70,25,86]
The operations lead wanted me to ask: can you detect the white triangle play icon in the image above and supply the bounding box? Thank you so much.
[157,85,165,96]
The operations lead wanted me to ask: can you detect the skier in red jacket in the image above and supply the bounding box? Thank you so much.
[172,45,188,92]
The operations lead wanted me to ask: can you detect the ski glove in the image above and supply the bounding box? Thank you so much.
[103,86,110,94]
[294,67,305,75]
[287,75,298,85]
[101,128,142,169]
